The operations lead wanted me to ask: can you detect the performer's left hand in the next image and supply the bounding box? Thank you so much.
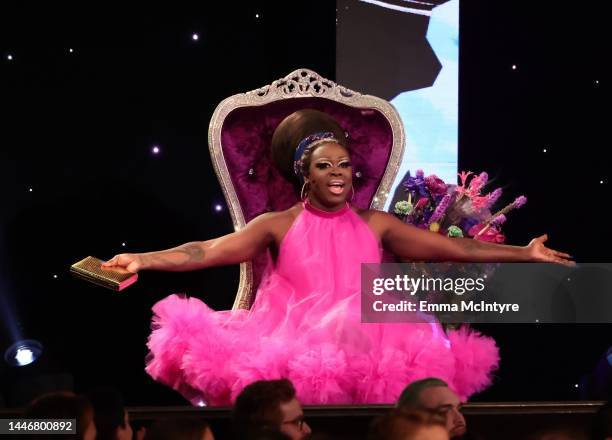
[525,234,575,266]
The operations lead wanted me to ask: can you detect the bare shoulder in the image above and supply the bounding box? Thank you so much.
[353,207,396,240]
[247,203,304,243]
[353,206,395,223]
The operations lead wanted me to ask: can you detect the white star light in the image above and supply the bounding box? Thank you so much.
[192,33,199,41]
[152,146,160,154]
[7,54,13,61]
[543,148,547,153]
[512,64,517,70]
[255,13,260,18]
[215,204,223,212]
[121,242,126,247]
[69,48,74,53]
[28,187,33,192]
[601,180,605,184]
[53,275,58,279]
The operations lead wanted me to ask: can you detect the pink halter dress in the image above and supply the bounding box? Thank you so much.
[145,201,499,406]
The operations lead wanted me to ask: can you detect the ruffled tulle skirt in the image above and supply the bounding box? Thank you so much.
[145,272,499,406]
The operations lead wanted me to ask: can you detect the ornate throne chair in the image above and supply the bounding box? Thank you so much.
[208,68,405,310]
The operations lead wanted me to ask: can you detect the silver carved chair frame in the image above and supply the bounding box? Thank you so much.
[208,68,405,310]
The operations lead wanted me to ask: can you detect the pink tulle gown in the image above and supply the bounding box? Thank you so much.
[145,201,499,406]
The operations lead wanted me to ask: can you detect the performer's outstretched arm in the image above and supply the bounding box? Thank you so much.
[102,212,278,273]
[375,211,574,266]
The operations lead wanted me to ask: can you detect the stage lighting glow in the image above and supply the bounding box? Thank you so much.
[152,146,160,154]
[7,54,13,61]
[192,33,199,41]
[512,64,517,70]
[214,204,222,212]
[4,340,43,367]
[16,348,33,365]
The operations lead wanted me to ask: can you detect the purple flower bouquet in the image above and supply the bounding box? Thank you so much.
[388,169,528,325]
[391,169,527,243]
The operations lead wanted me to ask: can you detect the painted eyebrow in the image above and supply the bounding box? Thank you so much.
[314,157,350,161]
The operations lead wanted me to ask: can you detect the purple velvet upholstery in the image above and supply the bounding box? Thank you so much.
[220,97,393,304]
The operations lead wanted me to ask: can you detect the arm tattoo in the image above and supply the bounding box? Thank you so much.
[178,242,205,263]
[146,242,206,270]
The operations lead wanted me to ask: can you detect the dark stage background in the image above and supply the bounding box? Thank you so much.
[1,2,610,406]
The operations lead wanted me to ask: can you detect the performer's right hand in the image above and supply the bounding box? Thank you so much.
[101,253,146,273]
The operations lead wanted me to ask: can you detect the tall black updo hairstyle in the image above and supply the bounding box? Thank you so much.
[271,109,348,190]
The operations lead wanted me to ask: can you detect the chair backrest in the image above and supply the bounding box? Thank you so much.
[208,68,405,309]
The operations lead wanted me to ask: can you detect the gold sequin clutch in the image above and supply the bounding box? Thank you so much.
[70,256,138,291]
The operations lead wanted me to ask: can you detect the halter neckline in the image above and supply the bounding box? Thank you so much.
[302,199,350,218]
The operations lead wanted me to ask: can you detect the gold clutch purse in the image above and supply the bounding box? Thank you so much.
[70,256,138,291]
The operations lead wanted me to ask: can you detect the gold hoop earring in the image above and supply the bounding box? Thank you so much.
[301,181,309,200]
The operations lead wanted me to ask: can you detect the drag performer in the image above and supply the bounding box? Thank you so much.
[103,109,573,405]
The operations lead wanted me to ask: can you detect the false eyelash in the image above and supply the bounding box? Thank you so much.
[315,162,351,169]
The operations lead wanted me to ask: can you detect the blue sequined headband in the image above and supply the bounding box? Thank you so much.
[293,131,339,179]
